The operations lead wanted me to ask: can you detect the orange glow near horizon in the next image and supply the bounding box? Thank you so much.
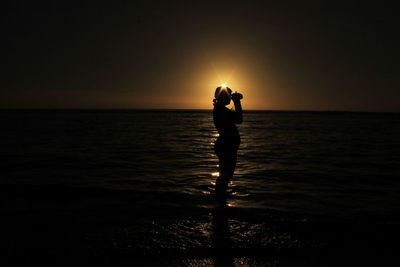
[122,44,277,110]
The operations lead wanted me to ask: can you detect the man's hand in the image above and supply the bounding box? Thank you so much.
[231,92,243,102]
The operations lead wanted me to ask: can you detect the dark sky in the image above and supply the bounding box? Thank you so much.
[1,0,399,111]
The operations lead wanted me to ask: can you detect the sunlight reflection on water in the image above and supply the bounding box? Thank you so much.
[3,110,400,261]
[2,110,400,217]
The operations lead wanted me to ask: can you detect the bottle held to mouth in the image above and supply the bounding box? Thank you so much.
[231,91,243,101]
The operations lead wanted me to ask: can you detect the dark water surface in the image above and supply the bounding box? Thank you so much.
[2,110,400,265]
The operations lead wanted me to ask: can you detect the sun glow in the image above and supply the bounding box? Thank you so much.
[190,55,257,109]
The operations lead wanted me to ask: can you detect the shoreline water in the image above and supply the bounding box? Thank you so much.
[2,110,400,265]
[4,188,399,265]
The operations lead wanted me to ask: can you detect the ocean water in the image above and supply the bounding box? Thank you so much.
[2,110,400,263]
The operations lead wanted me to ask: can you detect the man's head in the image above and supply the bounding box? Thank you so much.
[214,86,232,106]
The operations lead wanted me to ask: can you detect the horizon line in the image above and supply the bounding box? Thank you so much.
[0,108,399,113]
